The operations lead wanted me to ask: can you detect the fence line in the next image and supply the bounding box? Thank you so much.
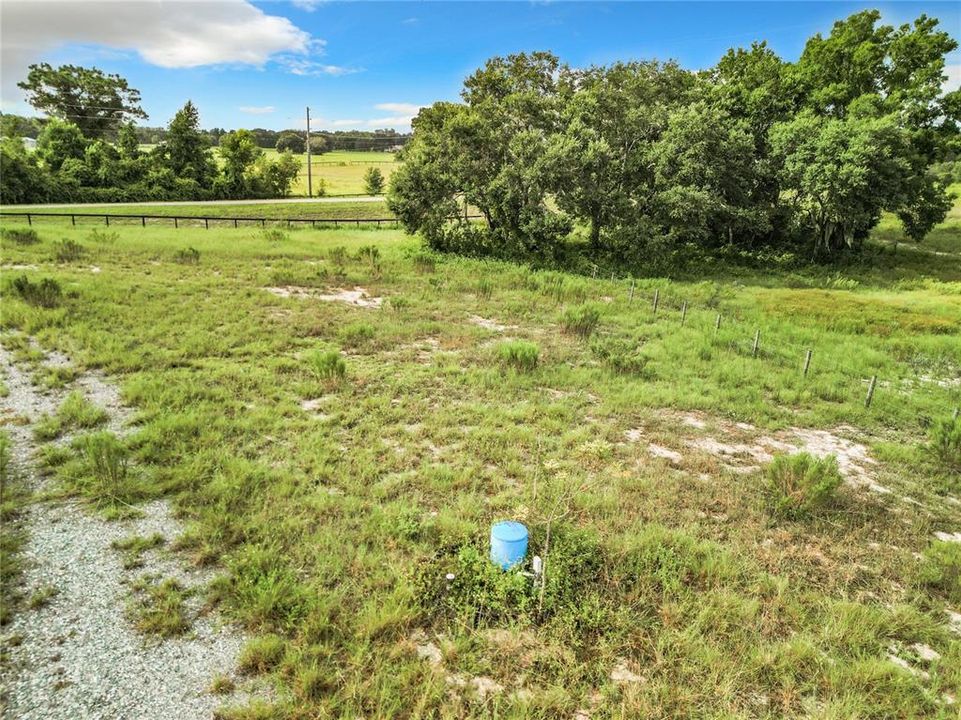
[0,210,483,229]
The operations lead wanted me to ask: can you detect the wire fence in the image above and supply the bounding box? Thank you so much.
[0,210,405,229]
[591,271,960,420]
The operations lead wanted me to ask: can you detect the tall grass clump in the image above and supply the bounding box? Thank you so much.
[10,276,62,308]
[306,349,346,381]
[918,541,961,602]
[765,452,843,519]
[173,247,200,264]
[55,239,84,263]
[496,340,539,371]
[1,227,40,245]
[34,390,108,440]
[562,304,601,339]
[929,416,961,472]
[77,432,131,502]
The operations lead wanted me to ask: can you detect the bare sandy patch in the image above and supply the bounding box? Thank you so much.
[648,443,683,464]
[467,314,515,332]
[265,285,383,308]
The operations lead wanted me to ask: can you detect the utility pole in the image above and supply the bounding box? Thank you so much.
[305,106,312,198]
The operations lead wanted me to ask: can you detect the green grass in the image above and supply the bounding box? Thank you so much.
[1,211,960,717]
[34,390,108,441]
[129,575,191,637]
[260,149,400,196]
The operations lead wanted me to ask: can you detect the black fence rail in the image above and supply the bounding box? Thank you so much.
[0,211,484,229]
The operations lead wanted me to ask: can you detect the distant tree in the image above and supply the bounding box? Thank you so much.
[36,119,87,172]
[159,101,216,187]
[308,136,328,155]
[276,132,305,154]
[0,136,52,203]
[18,63,147,139]
[218,129,263,197]
[0,113,44,139]
[364,166,385,195]
[253,150,300,197]
[117,123,140,159]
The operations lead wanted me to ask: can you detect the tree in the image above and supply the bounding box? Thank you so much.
[550,61,694,252]
[364,166,385,195]
[18,63,147,139]
[770,111,912,255]
[276,132,305,154]
[36,119,87,172]
[253,151,300,197]
[158,101,216,187]
[218,129,263,197]
[308,136,328,155]
[0,136,52,203]
[651,102,765,247]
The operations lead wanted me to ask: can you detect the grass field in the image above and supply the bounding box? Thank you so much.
[2,209,961,717]
[136,146,400,196]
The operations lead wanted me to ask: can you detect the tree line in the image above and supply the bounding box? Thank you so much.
[0,63,407,204]
[388,10,960,265]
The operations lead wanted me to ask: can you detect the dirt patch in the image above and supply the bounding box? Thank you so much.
[648,443,683,464]
[467,314,515,332]
[265,285,383,308]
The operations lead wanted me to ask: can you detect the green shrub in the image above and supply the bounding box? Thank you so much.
[55,239,84,262]
[328,246,348,276]
[10,276,62,308]
[1,227,39,245]
[766,452,843,519]
[590,337,650,376]
[357,244,381,276]
[173,247,200,264]
[930,417,961,471]
[496,340,539,371]
[562,304,601,339]
[305,349,346,381]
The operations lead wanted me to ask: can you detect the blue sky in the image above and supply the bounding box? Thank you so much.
[1,1,958,132]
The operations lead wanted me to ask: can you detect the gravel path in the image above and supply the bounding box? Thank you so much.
[0,343,262,719]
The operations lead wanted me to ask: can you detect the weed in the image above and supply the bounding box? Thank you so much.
[357,245,381,276]
[87,228,119,244]
[305,349,346,381]
[765,452,843,519]
[496,340,539,371]
[411,249,436,274]
[129,576,190,637]
[929,416,961,471]
[10,276,62,308]
[27,585,58,610]
[76,432,131,503]
[562,304,601,338]
[590,337,650,376]
[112,533,165,570]
[388,295,409,312]
[1,227,40,245]
[477,277,493,300]
[209,675,236,695]
[918,541,961,602]
[337,322,375,348]
[173,247,201,265]
[55,239,84,263]
[328,246,349,276]
[238,635,287,674]
[261,228,289,243]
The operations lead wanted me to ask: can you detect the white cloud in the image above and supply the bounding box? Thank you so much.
[944,63,961,94]
[239,106,276,115]
[0,0,316,100]
[291,0,325,11]
[279,57,361,77]
[374,102,422,114]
